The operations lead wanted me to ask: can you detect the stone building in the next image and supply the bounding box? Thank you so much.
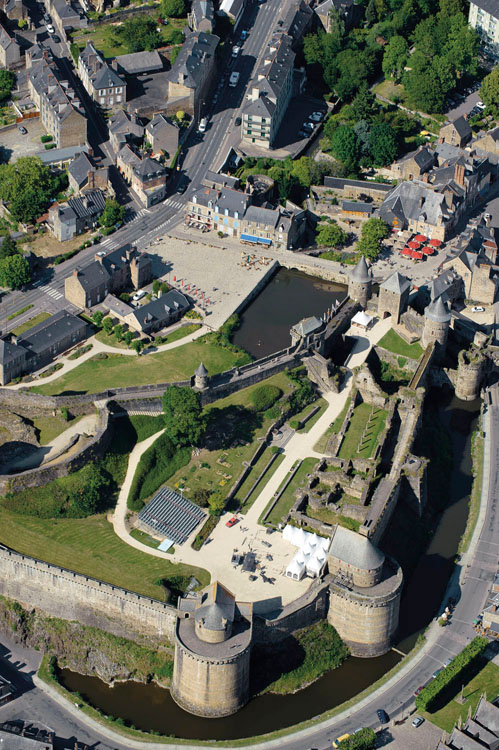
[378,272,411,322]
[0,23,21,68]
[131,156,167,208]
[78,42,126,109]
[455,345,487,400]
[187,185,250,236]
[145,114,179,164]
[242,33,294,149]
[473,125,499,155]
[315,0,353,32]
[0,339,27,386]
[167,31,219,116]
[239,203,306,249]
[469,0,499,57]
[449,250,498,304]
[171,582,252,717]
[422,296,451,357]
[116,144,141,183]
[188,0,214,32]
[390,146,435,182]
[103,289,190,334]
[108,110,144,153]
[50,0,87,35]
[1,0,29,24]
[439,116,472,148]
[67,152,109,195]
[48,189,106,242]
[348,255,372,309]
[281,0,314,48]
[327,525,403,657]
[27,46,87,148]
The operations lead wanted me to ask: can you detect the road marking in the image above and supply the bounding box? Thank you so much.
[38,284,63,300]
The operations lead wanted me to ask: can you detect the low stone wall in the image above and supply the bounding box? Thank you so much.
[375,346,419,374]
[0,546,176,641]
[253,579,329,643]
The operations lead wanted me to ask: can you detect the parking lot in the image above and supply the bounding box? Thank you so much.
[376,717,442,749]
[0,118,47,162]
[446,81,483,121]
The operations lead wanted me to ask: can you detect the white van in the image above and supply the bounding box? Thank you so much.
[198,117,208,133]
[132,290,146,302]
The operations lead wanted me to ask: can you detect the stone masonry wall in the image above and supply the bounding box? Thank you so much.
[0,547,176,641]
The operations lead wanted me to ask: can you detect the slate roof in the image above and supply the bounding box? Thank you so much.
[474,695,499,734]
[243,205,281,228]
[117,144,141,169]
[145,113,178,140]
[447,115,472,140]
[203,170,239,189]
[168,30,219,90]
[243,94,276,117]
[316,0,353,16]
[0,22,17,52]
[281,0,313,41]
[109,110,144,140]
[131,289,189,328]
[425,296,451,323]
[191,185,250,216]
[36,145,89,165]
[132,156,166,181]
[323,176,393,193]
[379,181,450,229]
[0,339,25,365]
[350,255,370,283]
[100,244,146,274]
[80,42,124,91]
[18,310,87,355]
[381,271,411,294]
[342,200,374,213]
[73,260,110,290]
[114,50,163,75]
[292,316,323,336]
[190,0,214,29]
[194,582,235,631]
[470,0,499,17]
[219,0,244,19]
[195,362,208,376]
[251,33,294,101]
[328,525,385,571]
[28,49,85,128]
[397,145,435,171]
[68,152,94,188]
[67,189,106,220]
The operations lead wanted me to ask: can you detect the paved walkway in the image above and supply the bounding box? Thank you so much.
[7,326,207,391]
[4,414,99,472]
[111,316,393,605]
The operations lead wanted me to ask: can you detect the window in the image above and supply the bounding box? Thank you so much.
[116,87,122,94]
[116,96,121,102]
[99,90,105,96]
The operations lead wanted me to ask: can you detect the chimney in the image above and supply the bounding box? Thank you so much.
[422,173,429,183]
[112,59,118,71]
[72,268,79,277]
[485,213,491,226]
[439,136,444,144]
[454,163,465,186]
[87,169,95,189]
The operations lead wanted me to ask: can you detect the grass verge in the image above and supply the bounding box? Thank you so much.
[314,396,351,453]
[377,329,423,359]
[12,311,51,336]
[7,303,33,320]
[266,457,318,526]
[236,451,285,513]
[459,430,484,554]
[338,403,387,459]
[31,414,84,445]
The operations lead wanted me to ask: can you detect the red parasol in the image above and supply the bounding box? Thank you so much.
[401,247,412,256]
[408,240,420,249]
[411,251,423,260]
[421,246,434,255]
[414,234,427,242]
[428,238,442,247]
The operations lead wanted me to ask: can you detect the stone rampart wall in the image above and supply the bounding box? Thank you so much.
[375,346,419,373]
[0,546,177,641]
[253,580,329,643]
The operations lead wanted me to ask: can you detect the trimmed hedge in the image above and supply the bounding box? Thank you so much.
[415,636,488,712]
[128,431,190,511]
[338,728,376,749]
[251,384,282,412]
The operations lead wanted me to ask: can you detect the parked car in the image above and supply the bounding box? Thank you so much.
[332,735,351,748]
[432,667,444,679]
[232,45,241,58]
[412,716,424,728]
[43,13,50,22]
[303,121,314,130]
[198,117,208,133]
[17,125,27,134]
[472,306,485,312]
[46,23,54,33]
[240,29,248,40]
[476,101,485,109]
[235,116,242,126]
[309,113,322,122]
[226,516,239,528]
[444,658,453,667]
[53,34,61,43]
[377,709,389,724]
[177,181,187,194]
[413,685,425,696]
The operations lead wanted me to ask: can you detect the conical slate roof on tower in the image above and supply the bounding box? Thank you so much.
[425,296,451,323]
[195,362,208,376]
[350,255,371,283]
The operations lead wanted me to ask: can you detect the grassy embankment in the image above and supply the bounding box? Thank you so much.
[377,329,423,359]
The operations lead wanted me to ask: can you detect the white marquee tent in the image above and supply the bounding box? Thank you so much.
[283,525,329,581]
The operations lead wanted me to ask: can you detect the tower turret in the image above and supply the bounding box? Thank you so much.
[422,296,451,356]
[348,256,372,309]
[193,362,209,389]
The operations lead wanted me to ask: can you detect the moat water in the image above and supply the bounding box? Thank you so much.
[232,267,348,358]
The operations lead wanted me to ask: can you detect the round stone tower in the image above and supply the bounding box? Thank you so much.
[455,347,486,401]
[193,362,209,390]
[171,582,252,717]
[326,526,403,657]
[348,256,372,309]
[422,296,451,355]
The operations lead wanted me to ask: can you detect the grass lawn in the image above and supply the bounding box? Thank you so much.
[306,503,360,532]
[0,511,208,599]
[95,329,134,349]
[71,13,186,58]
[422,661,499,733]
[266,457,318,526]
[13,312,51,336]
[166,373,292,504]
[374,79,409,104]
[291,397,328,433]
[155,323,201,345]
[338,403,387,460]
[314,397,351,453]
[30,340,251,396]
[234,449,285,512]
[378,329,423,359]
[459,432,484,554]
[31,414,84,445]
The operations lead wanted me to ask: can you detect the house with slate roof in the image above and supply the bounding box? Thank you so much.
[65,243,152,308]
[440,116,473,148]
[131,155,167,207]
[48,189,106,242]
[50,0,87,34]
[188,0,214,33]
[187,185,250,236]
[218,0,244,29]
[0,22,21,68]
[145,114,179,164]
[378,271,411,322]
[390,146,436,182]
[1,0,29,24]
[473,124,499,155]
[446,248,499,304]
[78,42,126,109]
[104,288,190,333]
[67,152,109,195]
[108,110,144,153]
[27,45,87,148]
[242,33,294,149]
[280,0,313,49]
[0,311,88,384]
[315,0,354,33]
[116,143,142,182]
[239,201,306,248]
[167,30,219,115]
[112,50,163,76]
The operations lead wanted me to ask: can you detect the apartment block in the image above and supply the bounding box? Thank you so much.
[78,42,126,108]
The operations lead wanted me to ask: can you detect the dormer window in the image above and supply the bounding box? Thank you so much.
[193,195,197,203]
[208,200,213,209]
[215,204,219,212]
[224,208,229,216]
[234,211,239,219]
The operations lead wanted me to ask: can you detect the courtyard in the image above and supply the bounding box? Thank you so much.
[1,118,47,163]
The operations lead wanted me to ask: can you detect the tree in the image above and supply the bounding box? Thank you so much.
[68,464,110,516]
[117,16,162,52]
[162,385,204,447]
[99,199,125,228]
[91,311,104,327]
[368,122,398,166]
[316,222,347,248]
[0,156,55,223]
[480,67,499,109]
[114,324,124,341]
[160,282,169,294]
[365,0,378,23]
[404,65,445,113]
[102,317,114,334]
[330,126,360,174]
[303,32,325,66]
[0,70,14,102]
[356,217,389,259]
[338,728,376,749]
[176,110,185,122]
[160,0,186,17]
[208,491,226,516]
[152,278,161,295]
[170,45,181,64]
[351,84,377,122]
[132,339,143,355]
[439,0,463,15]
[0,234,18,260]
[124,331,134,346]
[382,35,409,81]
[0,254,30,289]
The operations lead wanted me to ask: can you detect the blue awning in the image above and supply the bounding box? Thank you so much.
[240,233,272,245]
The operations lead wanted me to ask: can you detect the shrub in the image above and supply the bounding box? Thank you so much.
[60,407,70,421]
[40,134,53,143]
[415,637,488,712]
[251,385,281,412]
[128,432,191,510]
[44,143,57,150]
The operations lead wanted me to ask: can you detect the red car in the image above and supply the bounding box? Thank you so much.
[226,516,239,528]
[414,686,425,696]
